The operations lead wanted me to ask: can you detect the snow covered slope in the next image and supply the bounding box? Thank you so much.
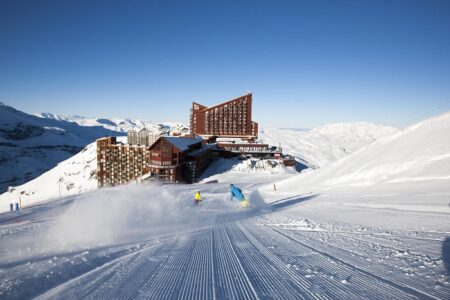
[259,123,398,168]
[1,173,448,299]
[262,111,450,214]
[0,141,98,213]
[36,113,189,134]
[0,103,122,192]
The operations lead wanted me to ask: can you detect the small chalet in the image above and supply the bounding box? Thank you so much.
[147,136,212,183]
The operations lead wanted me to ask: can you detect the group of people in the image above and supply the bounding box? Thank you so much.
[194,184,248,208]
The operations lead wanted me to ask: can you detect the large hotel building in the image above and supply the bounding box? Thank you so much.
[96,93,287,187]
[190,93,258,141]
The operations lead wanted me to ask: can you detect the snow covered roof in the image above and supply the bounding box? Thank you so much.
[163,136,203,151]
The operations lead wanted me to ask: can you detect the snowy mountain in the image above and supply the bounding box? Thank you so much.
[259,123,398,169]
[0,103,189,194]
[36,113,189,135]
[261,111,450,214]
[0,141,98,213]
[0,102,122,193]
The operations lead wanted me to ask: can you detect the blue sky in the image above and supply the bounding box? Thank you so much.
[1,0,449,128]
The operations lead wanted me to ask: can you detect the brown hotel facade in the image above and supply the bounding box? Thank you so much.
[190,93,258,141]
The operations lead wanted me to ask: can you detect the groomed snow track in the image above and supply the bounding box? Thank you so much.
[35,223,448,299]
[0,183,449,299]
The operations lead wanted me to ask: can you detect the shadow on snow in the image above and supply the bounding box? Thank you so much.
[0,196,77,225]
[443,237,450,276]
[270,194,317,210]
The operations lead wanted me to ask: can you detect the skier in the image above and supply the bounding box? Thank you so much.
[229,184,249,208]
[194,191,202,205]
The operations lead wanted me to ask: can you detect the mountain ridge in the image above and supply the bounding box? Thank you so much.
[266,110,450,199]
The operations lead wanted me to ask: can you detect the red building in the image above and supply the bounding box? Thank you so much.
[147,136,211,183]
[190,93,258,141]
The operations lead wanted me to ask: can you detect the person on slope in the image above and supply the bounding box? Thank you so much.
[229,184,249,208]
[194,191,202,205]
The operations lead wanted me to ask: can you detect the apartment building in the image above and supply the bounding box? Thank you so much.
[127,128,161,146]
[97,135,212,187]
[97,137,150,187]
[190,93,258,141]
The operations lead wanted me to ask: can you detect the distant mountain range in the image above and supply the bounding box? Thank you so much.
[35,113,189,135]
[0,102,187,193]
[265,111,450,211]
[259,123,399,169]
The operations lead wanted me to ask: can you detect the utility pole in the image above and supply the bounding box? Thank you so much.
[8,186,14,212]
[58,177,63,201]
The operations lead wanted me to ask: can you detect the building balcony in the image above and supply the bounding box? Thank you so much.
[147,162,179,169]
